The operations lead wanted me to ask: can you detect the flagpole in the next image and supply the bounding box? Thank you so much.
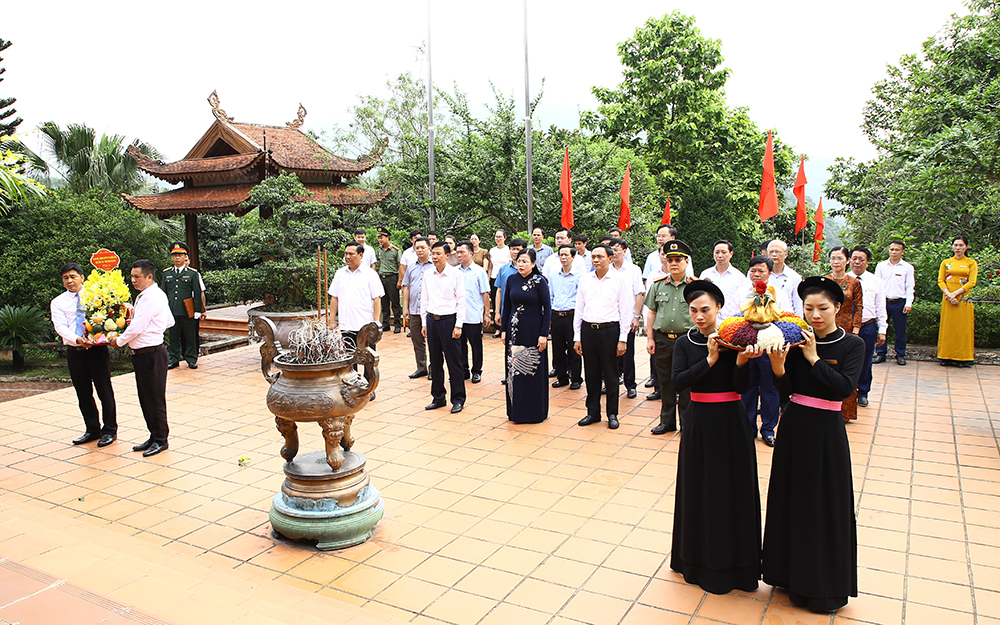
[523,0,534,233]
[426,0,437,231]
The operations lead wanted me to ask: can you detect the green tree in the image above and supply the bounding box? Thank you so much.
[206,172,351,311]
[0,137,46,215]
[826,0,1000,251]
[38,122,162,196]
[0,39,21,137]
[673,181,744,274]
[0,189,168,311]
[582,12,798,251]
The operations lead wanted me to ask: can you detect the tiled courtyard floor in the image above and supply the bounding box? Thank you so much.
[1,330,999,625]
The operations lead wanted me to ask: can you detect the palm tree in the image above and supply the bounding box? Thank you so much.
[38,122,162,196]
[0,137,45,215]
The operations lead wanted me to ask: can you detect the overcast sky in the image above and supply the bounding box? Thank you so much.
[5,0,968,197]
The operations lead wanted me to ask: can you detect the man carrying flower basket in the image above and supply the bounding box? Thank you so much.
[50,262,118,447]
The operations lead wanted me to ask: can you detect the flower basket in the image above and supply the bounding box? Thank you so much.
[80,268,133,345]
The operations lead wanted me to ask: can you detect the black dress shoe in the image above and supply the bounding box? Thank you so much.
[471,373,482,384]
[618,374,624,384]
[626,388,637,399]
[569,382,582,390]
[97,434,116,448]
[72,432,100,445]
[857,396,869,407]
[450,403,464,414]
[552,380,569,388]
[896,356,906,366]
[382,324,391,332]
[464,371,471,380]
[548,369,558,378]
[133,439,153,452]
[394,327,401,334]
[578,414,601,426]
[500,378,507,385]
[763,434,776,447]
[188,363,197,369]
[651,423,676,435]
[601,386,607,395]
[872,355,886,364]
[644,379,656,388]
[167,363,179,370]
[607,415,619,429]
[409,369,428,378]
[646,391,661,401]
[142,441,169,457]
[425,400,447,410]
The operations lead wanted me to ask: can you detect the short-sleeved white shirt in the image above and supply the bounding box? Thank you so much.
[328,265,385,332]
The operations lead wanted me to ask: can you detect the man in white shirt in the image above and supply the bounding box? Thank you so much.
[352,228,377,269]
[742,255,790,447]
[111,259,175,457]
[766,239,802,316]
[51,262,117,448]
[610,238,645,399]
[574,244,632,429]
[455,241,491,384]
[874,239,915,366]
[398,228,423,286]
[573,234,591,271]
[851,246,887,407]
[421,241,467,413]
[543,228,583,279]
[700,239,751,321]
[641,224,694,281]
[328,242,384,397]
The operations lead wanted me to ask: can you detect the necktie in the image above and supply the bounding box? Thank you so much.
[75,293,86,337]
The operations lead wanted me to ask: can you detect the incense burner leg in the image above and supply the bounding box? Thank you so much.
[319,417,345,471]
[340,414,355,452]
[275,417,299,462]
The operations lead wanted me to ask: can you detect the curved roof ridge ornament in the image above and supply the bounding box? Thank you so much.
[208,90,235,123]
[357,137,388,164]
[286,103,307,129]
[126,144,163,168]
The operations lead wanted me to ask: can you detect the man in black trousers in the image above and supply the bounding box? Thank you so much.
[573,245,633,429]
[421,241,467,413]
[162,242,204,369]
[50,262,118,447]
[111,260,175,457]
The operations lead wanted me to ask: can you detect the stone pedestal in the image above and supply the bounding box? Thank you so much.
[270,450,383,550]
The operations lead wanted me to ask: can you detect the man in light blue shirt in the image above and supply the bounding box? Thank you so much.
[455,240,491,384]
[549,245,583,389]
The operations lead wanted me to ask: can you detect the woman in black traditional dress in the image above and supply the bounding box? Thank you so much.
[501,248,551,424]
[760,276,865,613]
[670,280,761,594]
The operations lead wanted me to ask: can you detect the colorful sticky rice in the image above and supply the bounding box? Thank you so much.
[715,282,808,350]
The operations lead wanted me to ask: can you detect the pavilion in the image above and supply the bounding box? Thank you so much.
[121,91,388,268]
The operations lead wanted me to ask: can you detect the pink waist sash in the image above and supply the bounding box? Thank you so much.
[690,391,742,403]
[790,393,843,411]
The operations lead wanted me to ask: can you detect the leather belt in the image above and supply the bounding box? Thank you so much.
[585,321,617,329]
[887,298,904,303]
[654,330,681,339]
[861,319,876,327]
[379,273,396,278]
[430,313,456,320]
[131,344,166,356]
[553,310,574,317]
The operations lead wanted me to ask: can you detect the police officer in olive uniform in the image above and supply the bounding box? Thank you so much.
[162,242,204,369]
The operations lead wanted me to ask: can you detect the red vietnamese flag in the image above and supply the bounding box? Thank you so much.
[813,197,825,262]
[560,148,574,229]
[758,130,779,222]
[660,195,672,225]
[793,156,808,234]
[618,163,631,231]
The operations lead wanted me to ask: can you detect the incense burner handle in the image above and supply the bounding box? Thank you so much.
[342,322,382,406]
[252,316,282,385]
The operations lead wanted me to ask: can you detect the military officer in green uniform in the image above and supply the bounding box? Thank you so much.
[162,242,204,369]
[644,239,694,434]
[376,227,404,333]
